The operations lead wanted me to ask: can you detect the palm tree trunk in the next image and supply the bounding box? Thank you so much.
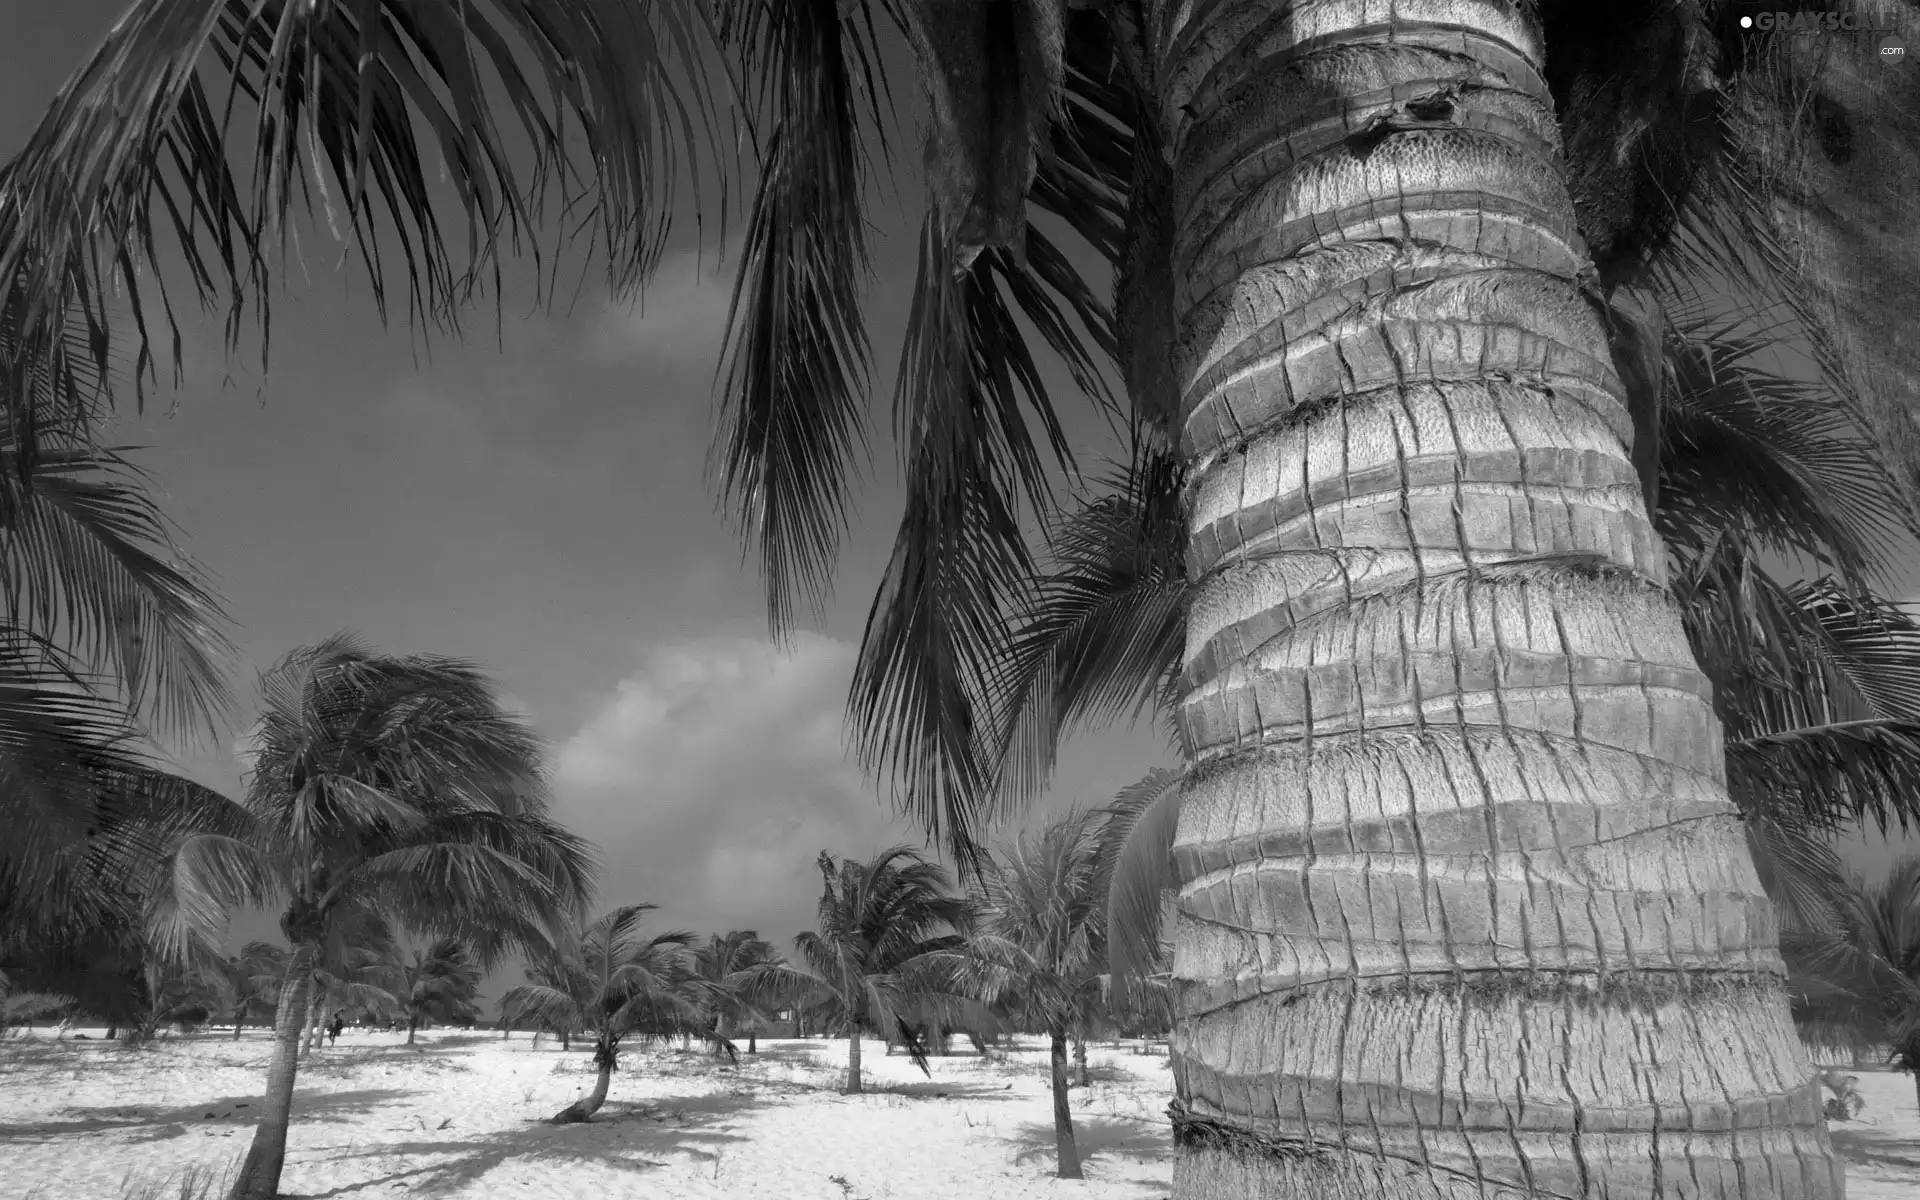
[406,1017,418,1046]
[748,1032,758,1055]
[561,1028,570,1052]
[1049,1030,1083,1179]
[846,1029,863,1094]
[230,944,317,1200]
[1158,3,1840,1197]
[1072,1035,1088,1088]
[233,1014,244,1041]
[549,1043,615,1123]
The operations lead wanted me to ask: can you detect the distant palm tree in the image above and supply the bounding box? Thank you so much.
[154,636,594,1200]
[692,930,780,1054]
[500,904,725,1124]
[217,942,288,1040]
[396,937,483,1045]
[1784,855,1920,1112]
[745,848,974,1094]
[963,810,1116,1180]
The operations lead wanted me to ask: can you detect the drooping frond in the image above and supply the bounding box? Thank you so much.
[848,215,1114,869]
[1095,767,1183,983]
[0,0,724,431]
[714,0,880,635]
[0,416,233,743]
[981,435,1184,822]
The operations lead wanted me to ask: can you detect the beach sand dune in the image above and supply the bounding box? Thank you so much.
[2,1030,1174,1199]
[7,1030,1917,1199]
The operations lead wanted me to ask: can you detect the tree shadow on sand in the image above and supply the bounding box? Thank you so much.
[1828,1124,1920,1173]
[294,1091,766,1196]
[0,1088,413,1144]
[1009,1115,1171,1171]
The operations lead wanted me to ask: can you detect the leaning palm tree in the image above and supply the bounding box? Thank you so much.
[499,904,725,1123]
[962,809,1117,1180]
[1783,855,1920,1112]
[13,2,1920,1194]
[744,847,975,1094]
[153,636,594,1200]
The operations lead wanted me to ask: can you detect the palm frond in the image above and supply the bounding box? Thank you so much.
[982,437,1184,821]
[714,0,880,635]
[1715,3,1920,514]
[0,422,234,743]
[1096,767,1183,983]
[848,215,1114,868]
[0,0,725,428]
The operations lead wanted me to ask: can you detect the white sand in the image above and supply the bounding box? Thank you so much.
[5,1029,1916,1199]
[2,1029,1174,1199]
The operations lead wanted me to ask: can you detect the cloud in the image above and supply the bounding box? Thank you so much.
[583,252,733,369]
[552,632,922,944]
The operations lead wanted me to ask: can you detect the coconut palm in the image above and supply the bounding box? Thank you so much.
[499,904,726,1123]
[691,930,781,1054]
[962,809,1117,1180]
[743,847,974,1094]
[393,937,483,1045]
[217,942,289,1039]
[1028,311,1920,976]
[149,636,593,1200]
[1783,855,1920,1112]
[13,2,1920,1194]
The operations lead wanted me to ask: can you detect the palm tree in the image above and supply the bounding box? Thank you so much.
[499,904,726,1123]
[692,930,781,1054]
[14,2,1920,1193]
[1034,310,1920,970]
[151,636,594,1200]
[1783,856,1920,1113]
[218,942,289,1039]
[744,847,974,1094]
[395,937,483,1045]
[962,809,1117,1180]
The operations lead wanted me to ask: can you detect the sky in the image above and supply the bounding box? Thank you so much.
[0,2,1166,961]
[2,2,1914,968]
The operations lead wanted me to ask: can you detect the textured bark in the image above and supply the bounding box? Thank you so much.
[1155,1,1842,1197]
[748,1032,758,1055]
[406,1017,417,1046]
[847,1032,864,1094]
[230,944,317,1200]
[1073,1035,1090,1088]
[1051,1030,1085,1179]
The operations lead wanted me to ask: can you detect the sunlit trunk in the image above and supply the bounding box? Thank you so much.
[230,944,317,1200]
[1072,1034,1089,1088]
[1049,1029,1083,1179]
[846,1031,863,1094]
[549,1042,616,1123]
[1156,1,1841,1196]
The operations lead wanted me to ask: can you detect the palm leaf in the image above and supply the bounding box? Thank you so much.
[847,215,1114,869]
[714,0,881,634]
[0,0,724,427]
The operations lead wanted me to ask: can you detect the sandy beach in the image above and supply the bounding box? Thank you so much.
[6,1029,1917,1199]
[2,1030,1175,1199]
